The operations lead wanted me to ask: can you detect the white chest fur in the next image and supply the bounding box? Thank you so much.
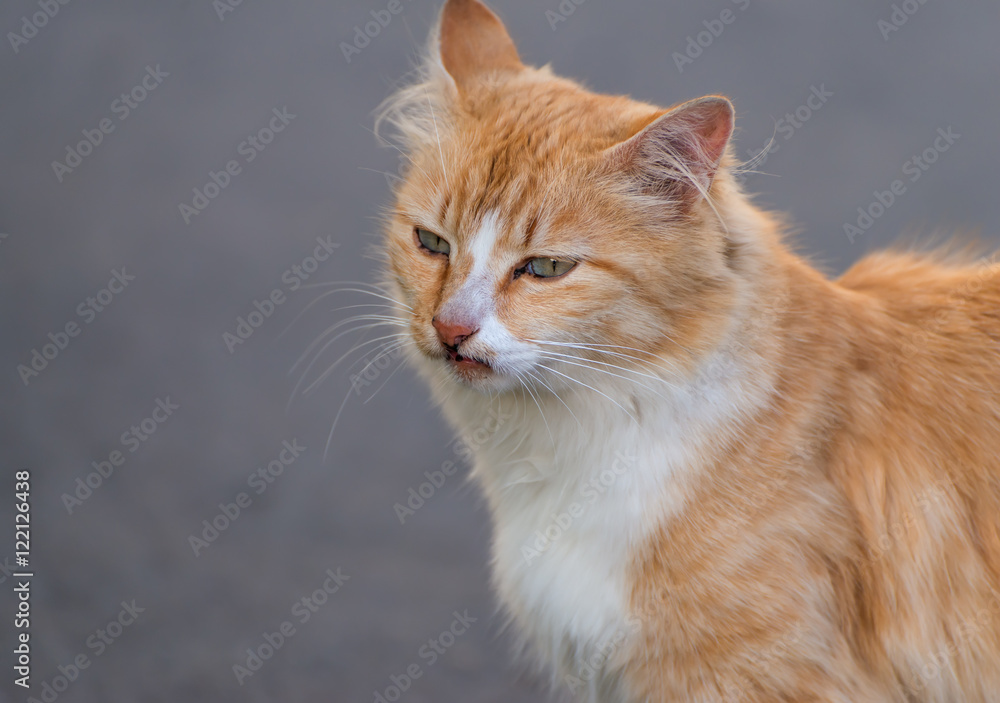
[424,318,775,699]
[440,385,703,700]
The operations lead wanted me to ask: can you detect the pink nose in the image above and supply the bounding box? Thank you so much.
[432,317,478,349]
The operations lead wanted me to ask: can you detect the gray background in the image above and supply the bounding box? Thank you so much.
[1,0,998,701]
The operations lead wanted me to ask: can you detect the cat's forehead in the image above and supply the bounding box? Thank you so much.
[457,81,649,172]
[418,81,657,246]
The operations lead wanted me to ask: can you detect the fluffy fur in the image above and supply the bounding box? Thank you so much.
[374,1,1000,700]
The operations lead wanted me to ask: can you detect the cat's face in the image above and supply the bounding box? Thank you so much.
[380,0,739,394]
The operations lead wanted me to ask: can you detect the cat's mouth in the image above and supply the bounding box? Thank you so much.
[443,346,493,376]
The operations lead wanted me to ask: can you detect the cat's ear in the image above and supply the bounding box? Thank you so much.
[437,0,524,91]
[606,96,735,202]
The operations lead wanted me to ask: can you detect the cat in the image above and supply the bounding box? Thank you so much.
[372,0,1000,700]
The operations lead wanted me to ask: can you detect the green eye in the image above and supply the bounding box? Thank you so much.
[416,228,450,256]
[526,258,576,278]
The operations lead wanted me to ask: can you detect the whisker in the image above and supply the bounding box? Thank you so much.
[528,338,665,362]
[536,353,670,401]
[536,363,639,425]
[323,378,359,461]
[298,279,394,291]
[290,315,407,375]
[297,284,413,311]
[525,368,584,430]
[277,286,411,341]
[529,344,664,371]
[529,338,688,377]
[350,337,412,402]
[288,328,407,410]
[362,342,413,405]
[313,340,414,458]
[352,339,408,387]
[534,349,673,388]
[515,369,556,450]
[534,336,693,359]
[301,332,411,397]
[360,167,403,181]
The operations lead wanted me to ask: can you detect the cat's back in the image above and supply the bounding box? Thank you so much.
[828,247,1000,522]
[832,248,1000,412]
[837,249,1000,334]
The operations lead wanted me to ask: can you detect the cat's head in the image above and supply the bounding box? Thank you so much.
[378,0,749,394]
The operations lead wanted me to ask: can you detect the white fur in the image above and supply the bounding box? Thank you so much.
[454,212,516,358]
[468,210,502,279]
[418,323,773,701]
[436,211,541,381]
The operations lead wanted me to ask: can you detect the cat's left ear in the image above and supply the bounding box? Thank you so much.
[437,0,524,92]
[606,96,735,202]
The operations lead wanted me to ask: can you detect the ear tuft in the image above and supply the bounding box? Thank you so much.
[608,96,735,202]
[439,0,523,91]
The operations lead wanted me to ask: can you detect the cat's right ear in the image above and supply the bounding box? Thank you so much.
[436,0,524,92]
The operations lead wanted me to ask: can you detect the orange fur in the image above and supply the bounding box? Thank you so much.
[376,2,1000,700]
[629,251,1000,701]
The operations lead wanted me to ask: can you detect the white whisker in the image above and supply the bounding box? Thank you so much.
[525,368,583,430]
[536,363,639,425]
[362,343,413,405]
[288,328,407,411]
[277,285,411,342]
[514,369,556,450]
[290,315,407,376]
[534,348,674,389]
[301,332,411,397]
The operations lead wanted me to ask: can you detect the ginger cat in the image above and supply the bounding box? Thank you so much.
[373,1,1000,700]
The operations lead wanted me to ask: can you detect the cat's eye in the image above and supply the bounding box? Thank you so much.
[416,228,450,256]
[524,258,577,279]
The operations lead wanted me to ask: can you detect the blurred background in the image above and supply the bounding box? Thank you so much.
[1,0,999,701]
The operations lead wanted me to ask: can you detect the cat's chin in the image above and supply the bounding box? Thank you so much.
[425,354,520,394]
[450,356,492,376]
[445,357,502,389]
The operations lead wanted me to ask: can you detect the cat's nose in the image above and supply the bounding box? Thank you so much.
[432,316,478,349]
